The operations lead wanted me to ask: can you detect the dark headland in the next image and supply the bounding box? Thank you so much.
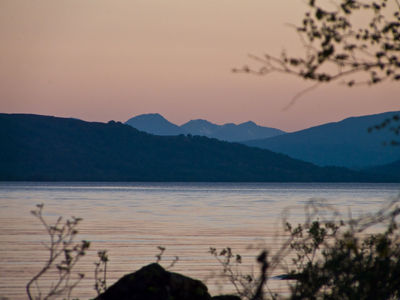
[0,113,397,182]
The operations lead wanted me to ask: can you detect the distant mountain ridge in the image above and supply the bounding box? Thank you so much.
[125,113,184,136]
[1,113,393,182]
[243,111,400,169]
[125,113,285,142]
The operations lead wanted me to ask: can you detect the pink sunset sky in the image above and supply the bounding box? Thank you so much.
[1,0,399,132]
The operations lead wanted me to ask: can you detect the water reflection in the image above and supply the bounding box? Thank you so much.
[0,182,399,299]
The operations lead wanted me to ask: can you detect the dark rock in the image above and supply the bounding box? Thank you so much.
[94,263,212,300]
[212,295,241,300]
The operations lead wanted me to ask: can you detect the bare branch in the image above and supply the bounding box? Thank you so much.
[282,82,321,111]
[237,0,400,107]
[26,204,90,300]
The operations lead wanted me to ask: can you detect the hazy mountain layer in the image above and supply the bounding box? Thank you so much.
[1,113,390,182]
[125,114,284,141]
[125,113,185,136]
[243,111,400,169]
[180,119,285,141]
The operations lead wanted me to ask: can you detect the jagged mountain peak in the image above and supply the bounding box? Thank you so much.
[125,113,285,142]
[239,121,257,127]
[125,113,185,136]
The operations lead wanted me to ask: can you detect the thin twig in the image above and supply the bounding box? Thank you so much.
[282,82,321,111]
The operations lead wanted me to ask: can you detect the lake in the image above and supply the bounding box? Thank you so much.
[1,182,399,299]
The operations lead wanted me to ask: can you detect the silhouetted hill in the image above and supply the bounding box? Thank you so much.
[0,113,389,182]
[125,113,185,136]
[363,160,400,181]
[243,111,400,169]
[125,113,284,142]
[181,119,285,142]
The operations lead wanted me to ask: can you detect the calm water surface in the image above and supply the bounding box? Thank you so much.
[0,182,399,299]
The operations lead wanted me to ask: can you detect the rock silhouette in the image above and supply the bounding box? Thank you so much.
[94,263,239,300]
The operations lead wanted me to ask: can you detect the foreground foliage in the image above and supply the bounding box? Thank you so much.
[285,202,400,299]
[27,197,400,299]
[211,198,400,300]
[26,204,90,300]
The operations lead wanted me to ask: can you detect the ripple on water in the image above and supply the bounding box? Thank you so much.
[0,182,399,299]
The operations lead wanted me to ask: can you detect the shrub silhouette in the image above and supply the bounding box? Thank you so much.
[27,197,400,299]
[211,197,400,299]
[26,204,90,300]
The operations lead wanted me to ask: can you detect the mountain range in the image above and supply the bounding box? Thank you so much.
[243,111,400,169]
[1,113,394,182]
[125,113,285,142]
[126,112,400,170]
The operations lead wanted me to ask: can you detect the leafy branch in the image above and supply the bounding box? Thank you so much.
[236,0,400,88]
[211,196,400,299]
[94,250,109,296]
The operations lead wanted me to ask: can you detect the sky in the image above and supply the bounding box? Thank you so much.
[0,0,399,132]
